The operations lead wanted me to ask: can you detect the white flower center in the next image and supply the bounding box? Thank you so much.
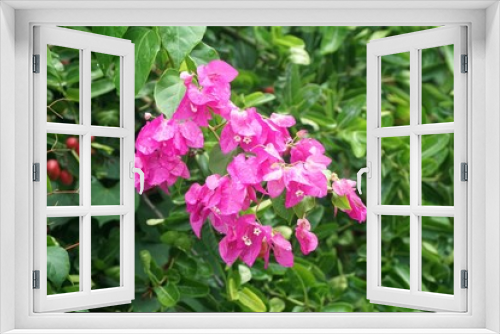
[212,206,221,214]
[295,190,305,197]
[234,135,241,142]
[243,137,252,144]
[253,228,261,236]
[190,103,197,113]
[242,235,252,246]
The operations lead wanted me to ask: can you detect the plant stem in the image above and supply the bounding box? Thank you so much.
[143,193,164,219]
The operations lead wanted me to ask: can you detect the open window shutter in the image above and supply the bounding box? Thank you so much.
[366,26,467,312]
[33,26,135,312]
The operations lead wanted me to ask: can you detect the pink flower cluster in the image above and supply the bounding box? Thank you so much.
[135,60,367,269]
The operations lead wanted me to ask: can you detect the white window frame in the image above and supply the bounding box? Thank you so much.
[0,1,499,333]
[366,26,467,312]
[33,25,136,313]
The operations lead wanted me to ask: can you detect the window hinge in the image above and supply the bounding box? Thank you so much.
[461,54,468,73]
[461,270,468,289]
[33,163,40,182]
[33,270,40,289]
[33,54,40,73]
[461,162,468,181]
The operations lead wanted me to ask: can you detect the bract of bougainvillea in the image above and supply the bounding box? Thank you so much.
[135,60,366,268]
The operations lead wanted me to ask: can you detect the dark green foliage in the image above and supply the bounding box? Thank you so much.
[46,26,454,312]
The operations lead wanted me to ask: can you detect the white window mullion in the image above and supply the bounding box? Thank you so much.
[409,47,420,295]
[81,47,92,295]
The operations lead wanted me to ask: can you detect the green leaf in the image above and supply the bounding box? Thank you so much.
[208,144,237,175]
[283,64,301,108]
[238,287,267,312]
[320,27,349,55]
[238,264,252,285]
[154,69,186,118]
[94,109,119,127]
[47,246,70,288]
[227,275,239,301]
[269,297,286,312]
[154,282,180,307]
[274,226,293,240]
[331,192,351,211]
[190,42,219,67]
[322,302,354,312]
[292,263,316,287]
[293,196,316,218]
[92,26,128,39]
[289,46,310,65]
[123,27,160,95]
[177,279,210,297]
[91,177,120,205]
[272,193,294,223]
[91,79,115,98]
[158,27,207,69]
[243,92,276,108]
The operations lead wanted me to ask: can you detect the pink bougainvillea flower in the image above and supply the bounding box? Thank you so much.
[135,115,164,155]
[197,60,239,86]
[262,230,294,268]
[185,175,256,238]
[152,116,204,155]
[263,163,328,207]
[219,216,294,268]
[135,150,190,194]
[291,138,332,171]
[173,94,212,127]
[332,178,367,223]
[173,60,238,126]
[220,107,264,153]
[295,218,318,255]
[219,214,270,267]
[258,113,295,153]
[227,153,262,185]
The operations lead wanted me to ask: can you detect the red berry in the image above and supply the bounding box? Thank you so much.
[91,136,95,142]
[47,159,61,181]
[66,137,79,151]
[263,86,275,94]
[59,170,74,185]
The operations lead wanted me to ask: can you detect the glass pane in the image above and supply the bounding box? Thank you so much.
[47,133,80,206]
[421,217,454,294]
[47,217,80,295]
[421,134,454,206]
[381,215,410,290]
[421,45,454,124]
[381,52,410,127]
[91,52,121,127]
[47,45,80,124]
[381,136,410,205]
[91,216,121,290]
[91,137,121,206]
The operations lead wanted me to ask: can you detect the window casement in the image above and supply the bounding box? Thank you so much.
[29,24,468,315]
[32,26,137,312]
[365,26,467,312]
[4,4,493,333]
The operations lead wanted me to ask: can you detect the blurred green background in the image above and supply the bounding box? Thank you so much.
[45,26,455,312]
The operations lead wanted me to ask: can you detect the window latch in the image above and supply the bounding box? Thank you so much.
[357,162,372,194]
[130,162,144,194]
